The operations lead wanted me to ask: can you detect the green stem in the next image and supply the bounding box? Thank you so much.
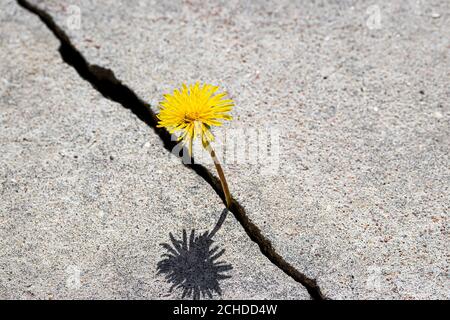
[205,142,232,208]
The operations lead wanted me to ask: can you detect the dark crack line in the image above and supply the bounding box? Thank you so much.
[17,0,327,300]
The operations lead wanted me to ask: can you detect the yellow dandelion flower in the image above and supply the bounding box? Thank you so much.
[157,82,233,154]
[157,82,234,208]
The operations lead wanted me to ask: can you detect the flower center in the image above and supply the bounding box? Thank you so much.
[184,111,200,122]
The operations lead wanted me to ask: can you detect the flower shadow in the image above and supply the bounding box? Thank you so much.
[157,209,233,300]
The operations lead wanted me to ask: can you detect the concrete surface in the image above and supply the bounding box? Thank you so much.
[0,0,310,299]
[1,0,449,299]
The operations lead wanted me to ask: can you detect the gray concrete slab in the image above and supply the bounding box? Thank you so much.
[0,0,310,299]
[5,0,450,299]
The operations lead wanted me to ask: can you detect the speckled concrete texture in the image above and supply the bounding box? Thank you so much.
[0,0,310,300]
[3,0,449,299]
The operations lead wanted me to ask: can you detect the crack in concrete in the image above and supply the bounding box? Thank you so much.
[16,0,328,300]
